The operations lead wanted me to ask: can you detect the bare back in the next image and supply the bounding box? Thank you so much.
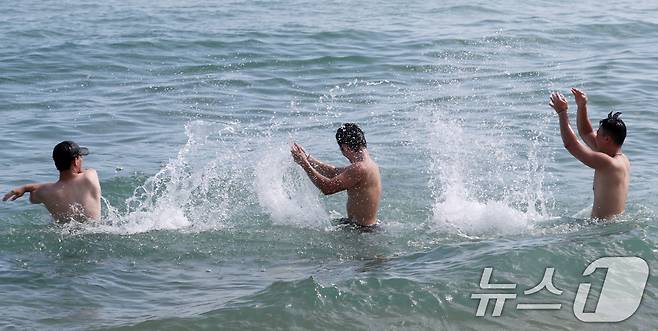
[592,154,630,219]
[33,169,101,222]
[346,159,381,226]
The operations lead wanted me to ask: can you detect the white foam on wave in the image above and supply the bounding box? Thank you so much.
[254,144,329,227]
[94,200,191,235]
[82,121,245,234]
[433,184,536,237]
[425,108,551,237]
[75,120,331,235]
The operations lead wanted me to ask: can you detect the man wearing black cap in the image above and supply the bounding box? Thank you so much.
[3,141,101,222]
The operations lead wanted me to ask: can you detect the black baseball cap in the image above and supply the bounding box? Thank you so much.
[53,141,89,171]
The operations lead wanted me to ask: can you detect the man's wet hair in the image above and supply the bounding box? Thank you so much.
[336,123,367,151]
[599,111,626,146]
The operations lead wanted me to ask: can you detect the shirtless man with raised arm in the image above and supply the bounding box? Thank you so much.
[291,123,381,226]
[3,141,101,222]
[549,89,630,219]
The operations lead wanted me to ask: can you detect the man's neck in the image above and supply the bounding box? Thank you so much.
[58,169,81,181]
[347,149,368,164]
[600,146,622,157]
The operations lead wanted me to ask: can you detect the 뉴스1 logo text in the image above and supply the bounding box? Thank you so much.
[471,256,649,322]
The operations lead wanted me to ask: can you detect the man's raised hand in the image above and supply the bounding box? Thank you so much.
[290,143,309,166]
[549,92,569,114]
[571,88,588,109]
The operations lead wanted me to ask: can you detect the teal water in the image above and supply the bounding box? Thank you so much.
[1,0,658,329]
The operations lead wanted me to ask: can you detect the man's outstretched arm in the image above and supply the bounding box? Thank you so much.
[572,88,598,150]
[3,183,45,204]
[551,92,613,170]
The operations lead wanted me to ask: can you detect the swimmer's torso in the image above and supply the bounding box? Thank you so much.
[39,170,101,222]
[592,154,630,219]
[346,159,381,226]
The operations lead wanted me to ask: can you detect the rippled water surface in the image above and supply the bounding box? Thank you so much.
[1,0,658,329]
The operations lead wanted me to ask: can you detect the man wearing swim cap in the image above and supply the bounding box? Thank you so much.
[3,141,101,222]
[549,88,630,219]
[291,123,381,226]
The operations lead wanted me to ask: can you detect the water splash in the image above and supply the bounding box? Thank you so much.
[425,107,550,237]
[254,144,329,226]
[81,120,331,234]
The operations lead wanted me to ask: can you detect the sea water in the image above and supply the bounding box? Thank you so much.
[1,0,657,329]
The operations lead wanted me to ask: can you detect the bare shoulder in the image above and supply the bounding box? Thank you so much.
[83,168,99,179]
[30,182,56,203]
[352,161,372,171]
[36,182,57,193]
[618,154,631,170]
[82,168,101,187]
[603,154,630,174]
[362,159,380,173]
[342,162,368,177]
